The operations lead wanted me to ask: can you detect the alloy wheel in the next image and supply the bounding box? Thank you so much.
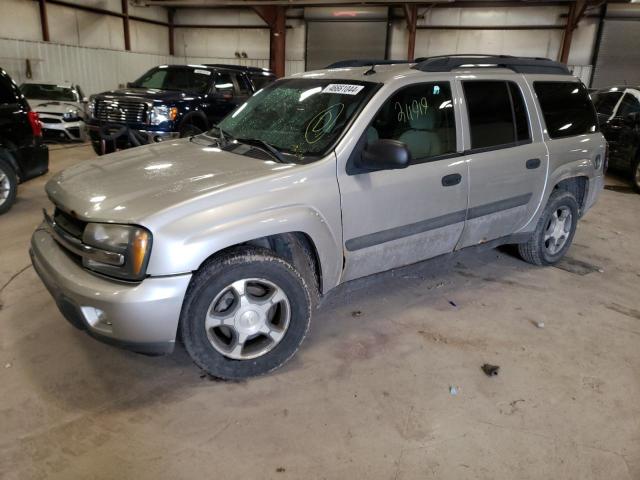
[543,206,573,255]
[205,278,291,360]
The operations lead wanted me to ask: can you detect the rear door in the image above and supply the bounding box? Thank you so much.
[604,90,640,171]
[456,77,548,248]
[337,78,469,281]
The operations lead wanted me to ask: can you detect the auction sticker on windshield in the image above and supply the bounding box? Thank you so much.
[322,84,365,95]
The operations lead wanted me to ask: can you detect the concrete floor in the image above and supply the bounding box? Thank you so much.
[1,143,639,480]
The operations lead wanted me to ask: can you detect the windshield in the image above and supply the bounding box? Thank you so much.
[130,66,212,94]
[216,78,376,161]
[591,90,623,116]
[20,83,77,102]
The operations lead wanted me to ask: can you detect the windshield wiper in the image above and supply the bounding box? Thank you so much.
[236,137,287,163]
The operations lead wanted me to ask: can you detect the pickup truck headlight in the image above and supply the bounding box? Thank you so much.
[87,99,96,118]
[149,105,178,125]
[82,223,152,281]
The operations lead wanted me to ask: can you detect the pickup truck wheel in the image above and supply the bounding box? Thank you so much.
[179,124,203,138]
[0,158,18,215]
[518,190,578,266]
[181,246,312,380]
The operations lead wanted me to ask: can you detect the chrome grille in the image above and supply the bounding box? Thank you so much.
[94,99,148,124]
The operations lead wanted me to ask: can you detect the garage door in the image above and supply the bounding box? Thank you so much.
[592,19,640,89]
[306,21,388,71]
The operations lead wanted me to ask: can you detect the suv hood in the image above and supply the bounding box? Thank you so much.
[29,99,82,114]
[46,138,298,223]
[95,88,202,103]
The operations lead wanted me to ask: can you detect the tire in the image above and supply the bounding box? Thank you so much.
[0,158,18,215]
[631,157,640,193]
[91,139,115,156]
[179,123,203,138]
[180,246,312,380]
[518,190,579,266]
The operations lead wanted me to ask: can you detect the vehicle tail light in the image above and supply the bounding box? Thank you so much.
[28,111,42,137]
[603,142,609,174]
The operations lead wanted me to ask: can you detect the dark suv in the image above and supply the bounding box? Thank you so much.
[591,86,640,191]
[0,67,49,214]
[86,64,275,155]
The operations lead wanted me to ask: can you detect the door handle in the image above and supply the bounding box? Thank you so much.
[441,173,462,187]
[526,158,541,170]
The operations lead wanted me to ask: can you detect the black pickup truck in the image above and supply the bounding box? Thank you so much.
[86,64,276,155]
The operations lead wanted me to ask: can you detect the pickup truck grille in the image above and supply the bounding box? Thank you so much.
[94,99,148,124]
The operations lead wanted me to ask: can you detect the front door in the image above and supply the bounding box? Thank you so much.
[456,78,548,248]
[338,80,468,281]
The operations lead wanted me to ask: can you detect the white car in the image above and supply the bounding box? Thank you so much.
[20,82,88,142]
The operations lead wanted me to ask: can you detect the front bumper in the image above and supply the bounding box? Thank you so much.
[30,226,192,355]
[40,116,86,142]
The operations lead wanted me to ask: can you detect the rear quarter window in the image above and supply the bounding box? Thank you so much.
[534,81,598,139]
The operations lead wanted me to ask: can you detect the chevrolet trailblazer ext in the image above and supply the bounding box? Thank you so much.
[31,56,605,379]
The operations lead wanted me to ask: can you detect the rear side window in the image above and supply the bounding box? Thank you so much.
[463,80,531,150]
[0,73,18,104]
[534,82,598,139]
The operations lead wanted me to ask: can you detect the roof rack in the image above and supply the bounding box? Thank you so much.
[326,59,410,69]
[412,55,571,75]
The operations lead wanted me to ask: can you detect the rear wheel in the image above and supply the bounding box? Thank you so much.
[518,190,579,266]
[0,158,18,215]
[180,247,312,380]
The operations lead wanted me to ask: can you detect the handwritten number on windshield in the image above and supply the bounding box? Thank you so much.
[305,104,345,144]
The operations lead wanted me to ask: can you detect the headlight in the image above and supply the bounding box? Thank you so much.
[82,223,152,281]
[149,105,178,125]
[63,110,81,122]
[87,99,96,118]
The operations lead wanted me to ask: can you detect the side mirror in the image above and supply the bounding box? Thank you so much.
[357,139,411,172]
[624,111,640,126]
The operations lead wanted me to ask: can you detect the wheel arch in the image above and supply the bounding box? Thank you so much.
[179,110,208,132]
[553,176,589,214]
[0,143,21,180]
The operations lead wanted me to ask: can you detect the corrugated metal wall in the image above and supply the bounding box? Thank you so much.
[591,19,640,88]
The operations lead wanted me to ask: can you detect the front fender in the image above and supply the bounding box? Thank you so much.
[147,205,343,294]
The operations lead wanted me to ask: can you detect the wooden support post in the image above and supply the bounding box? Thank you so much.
[404,4,418,61]
[122,0,131,51]
[38,0,50,42]
[168,8,175,56]
[254,6,286,78]
[559,0,586,65]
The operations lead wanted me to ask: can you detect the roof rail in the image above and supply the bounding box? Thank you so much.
[326,59,410,69]
[412,55,571,75]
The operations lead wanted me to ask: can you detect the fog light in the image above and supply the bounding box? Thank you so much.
[81,306,112,334]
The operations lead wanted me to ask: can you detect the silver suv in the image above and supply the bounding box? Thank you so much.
[31,56,605,379]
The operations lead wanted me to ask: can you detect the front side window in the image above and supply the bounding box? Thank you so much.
[20,83,77,102]
[367,82,456,162]
[534,81,598,139]
[617,93,640,117]
[216,78,376,161]
[130,67,212,94]
[463,80,531,150]
[591,90,623,117]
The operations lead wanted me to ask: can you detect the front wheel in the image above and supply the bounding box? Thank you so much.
[180,247,312,380]
[0,158,18,215]
[518,190,579,266]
